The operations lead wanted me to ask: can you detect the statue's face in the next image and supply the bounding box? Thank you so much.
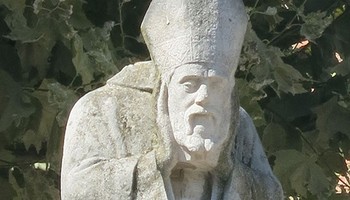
[167,63,233,156]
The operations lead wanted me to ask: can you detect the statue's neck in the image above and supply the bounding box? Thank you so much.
[158,139,234,199]
[170,168,213,200]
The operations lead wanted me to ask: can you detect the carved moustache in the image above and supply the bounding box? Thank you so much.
[184,105,217,136]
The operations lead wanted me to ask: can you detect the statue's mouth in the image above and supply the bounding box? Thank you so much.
[184,106,216,136]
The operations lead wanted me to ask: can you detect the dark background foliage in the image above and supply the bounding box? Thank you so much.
[0,0,349,199]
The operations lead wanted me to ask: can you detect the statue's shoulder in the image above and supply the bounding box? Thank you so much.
[235,107,272,173]
[106,60,158,91]
[67,61,158,156]
[71,61,158,109]
[71,60,158,122]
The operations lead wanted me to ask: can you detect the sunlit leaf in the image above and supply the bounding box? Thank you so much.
[264,7,277,16]
[33,163,50,171]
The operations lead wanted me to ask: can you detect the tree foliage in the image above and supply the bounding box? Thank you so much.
[0,0,349,199]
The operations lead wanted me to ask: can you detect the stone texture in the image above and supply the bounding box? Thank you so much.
[61,62,283,199]
[61,0,283,199]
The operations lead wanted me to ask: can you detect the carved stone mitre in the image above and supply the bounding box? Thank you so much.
[141,0,248,79]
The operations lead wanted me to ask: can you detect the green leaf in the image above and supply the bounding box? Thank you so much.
[243,26,272,82]
[21,80,60,153]
[273,149,310,196]
[331,58,350,77]
[300,11,333,41]
[8,167,60,200]
[0,70,35,132]
[81,22,118,78]
[238,28,260,73]
[8,167,26,199]
[47,81,77,127]
[329,193,350,200]
[274,150,330,198]
[16,81,60,154]
[237,78,266,127]
[33,81,59,128]
[49,0,61,6]
[33,0,45,14]
[318,151,348,176]
[0,177,16,200]
[17,40,55,80]
[265,94,319,122]
[290,164,309,197]
[72,35,95,84]
[22,169,60,200]
[4,11,42,42]
[313,97,350,147]
[10,15,58,80]
[1,0,26,11]
[250,5,283,31]
[2,0,46,42]
[308,162,331,199]
[273,63,307,95]
[45,124,63,173]
[22,130,43,152]
[242,24,307,96]
[0,149,16,163]
[262,123,287,153]
[67,0,93,30]
[264,7,277,16]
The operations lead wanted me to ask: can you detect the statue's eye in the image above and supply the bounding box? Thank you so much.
[182,80,198,93]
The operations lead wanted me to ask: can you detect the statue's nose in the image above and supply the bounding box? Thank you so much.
[195,84,208,105]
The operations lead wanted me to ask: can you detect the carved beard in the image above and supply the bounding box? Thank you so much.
[173,129,214,153]
[174,105,219,153]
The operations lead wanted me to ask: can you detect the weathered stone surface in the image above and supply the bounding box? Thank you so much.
[61,0,283,199]
[107,61,158,92]
[61,63,283,199]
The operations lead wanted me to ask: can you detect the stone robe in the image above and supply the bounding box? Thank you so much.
[61,61,283,200]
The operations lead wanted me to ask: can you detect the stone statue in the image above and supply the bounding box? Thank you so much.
[61,0,283,199]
